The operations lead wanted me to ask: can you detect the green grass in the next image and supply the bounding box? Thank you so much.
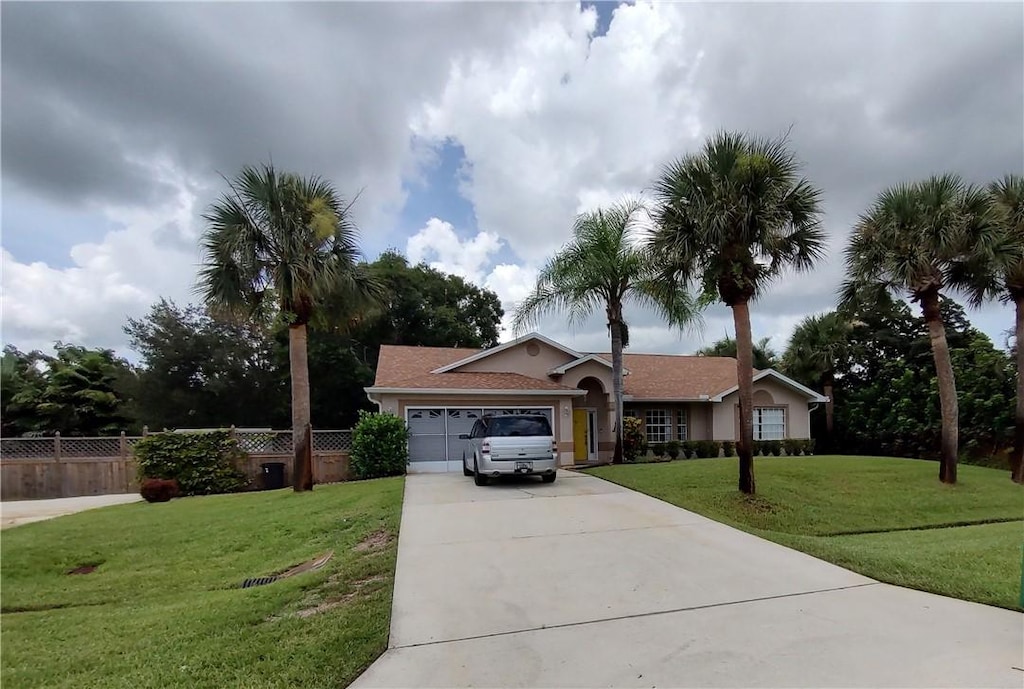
[1,478,404,689]
[589,456,1024,610]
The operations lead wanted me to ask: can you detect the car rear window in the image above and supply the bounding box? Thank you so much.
[486,416,552,437]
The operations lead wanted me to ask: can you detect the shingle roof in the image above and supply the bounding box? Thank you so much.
[372,343,741,399]
[619,353,738,399]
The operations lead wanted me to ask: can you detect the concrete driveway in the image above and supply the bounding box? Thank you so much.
[353,470,1023,688]
[1,493,142,529]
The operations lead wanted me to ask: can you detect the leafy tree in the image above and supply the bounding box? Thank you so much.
[350,251,503,364]
[1,346,48,437]
[842,174,996,484]
[697,335,779,370]
[27,343,134,436]
[651,131,825,493]
[198,164,380,492]
[513,198,701,464]
[948,174,1024,482]
[781,312,853,443]
[124,300,287,430]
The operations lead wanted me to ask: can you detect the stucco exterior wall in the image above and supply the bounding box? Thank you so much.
[712,378,814,440]
[455,340,575,378]
[371,392,578,466]
[558,359,614,392]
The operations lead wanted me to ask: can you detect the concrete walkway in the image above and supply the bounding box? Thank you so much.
[354,470,1023,688]
[1,493,142,529]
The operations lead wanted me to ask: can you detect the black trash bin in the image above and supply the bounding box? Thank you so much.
[260,462,286,490]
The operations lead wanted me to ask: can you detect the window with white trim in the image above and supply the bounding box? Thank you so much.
[645,409,672,443]
[677,410,687,441]
[753,407,785,440]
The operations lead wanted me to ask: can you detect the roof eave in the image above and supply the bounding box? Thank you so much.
[364,386,587,397]
[431,332,581,374]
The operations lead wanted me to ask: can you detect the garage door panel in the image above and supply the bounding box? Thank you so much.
[408,435,447,463]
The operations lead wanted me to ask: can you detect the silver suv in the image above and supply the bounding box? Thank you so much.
[460,414,558,485]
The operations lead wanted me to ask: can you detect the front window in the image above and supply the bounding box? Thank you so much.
[645,409,671,443]
[753,407,785,440]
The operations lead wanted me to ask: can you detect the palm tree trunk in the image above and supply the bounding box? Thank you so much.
[609,315,625,464]
[733,300,756,494]
[1011,293,1023,484]
[920,291,958,484]
[289,323,314,492]
[823,372,835,450]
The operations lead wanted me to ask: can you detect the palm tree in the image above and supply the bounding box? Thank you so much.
[697,335,779,370]
[841,174,996,485]
[650,131,825,494]
[782,311,852,443]
[949,174,1024,483]
[198,164,379,492]
[512,197,702,464]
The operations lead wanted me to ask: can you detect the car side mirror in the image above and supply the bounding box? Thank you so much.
[458,433,470,440]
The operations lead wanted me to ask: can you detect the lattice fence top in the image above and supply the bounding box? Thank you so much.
[1,438,56,459]
[1,428,353,459]
[61,437,122,458]
[313,430,352,452]
[234,430,293,454]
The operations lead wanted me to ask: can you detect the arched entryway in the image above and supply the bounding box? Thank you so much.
[572,376,607,463]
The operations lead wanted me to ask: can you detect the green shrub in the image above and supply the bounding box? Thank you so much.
[783,438,802,456]
[695,440,719,458]
[752,440,765,456]
[351,411,409,479]
[767,439,783,456]
[721,441,735,457]
[665,440,681,460]
[620,416,645,463]
[651,442,666,458]
[134,431,248,496]
[804,438,816,455]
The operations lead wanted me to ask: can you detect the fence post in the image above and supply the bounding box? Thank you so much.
[229,424,237,440]
[54,431,62,463]
[143,425,149,437]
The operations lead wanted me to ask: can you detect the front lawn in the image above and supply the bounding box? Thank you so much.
[588,456,1023,610]
[1,478,404,689]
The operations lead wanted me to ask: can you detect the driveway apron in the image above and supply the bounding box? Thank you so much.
[353,470,1023,688]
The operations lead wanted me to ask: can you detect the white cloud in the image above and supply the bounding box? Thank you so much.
[405,218,502,284]
[413,1,702,263]
[1,165,200,355]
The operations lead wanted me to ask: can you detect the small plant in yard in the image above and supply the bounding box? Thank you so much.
[350,411,409,479]
[665,440,681,460]
[804,438,816,455]
[783,438,802,456]
[139,478,180,503]
[134,430,247,496]
[621,416,646,463]
[722,441,735,457]
[695,440,720,458]
[767,440,783,456]
[651,442,666,459]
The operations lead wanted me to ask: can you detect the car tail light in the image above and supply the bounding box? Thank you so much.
[481,441,490,453]
[551,440,557,454]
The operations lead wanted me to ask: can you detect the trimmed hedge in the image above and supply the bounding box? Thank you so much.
[350,411,409,479]
[134,431,248,496]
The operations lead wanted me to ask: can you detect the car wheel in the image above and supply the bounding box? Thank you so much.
[462,453,473,476]
[542,473,556,483]
[473,458,488,486]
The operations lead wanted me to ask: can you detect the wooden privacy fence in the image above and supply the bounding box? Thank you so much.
[0,429,353,501]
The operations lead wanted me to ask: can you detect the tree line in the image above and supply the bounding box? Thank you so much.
[1,251,503,439]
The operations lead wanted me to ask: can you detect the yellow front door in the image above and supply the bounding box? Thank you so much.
[573,409,589,462]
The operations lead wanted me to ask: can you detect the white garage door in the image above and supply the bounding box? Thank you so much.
[406,407,554,472]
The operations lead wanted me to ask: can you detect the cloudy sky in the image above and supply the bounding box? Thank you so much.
[3,1,1022,359]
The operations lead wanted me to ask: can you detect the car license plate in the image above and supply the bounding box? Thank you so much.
[515,461,532,472]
